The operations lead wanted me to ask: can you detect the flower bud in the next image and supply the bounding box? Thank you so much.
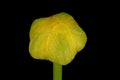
[29,12,87,65]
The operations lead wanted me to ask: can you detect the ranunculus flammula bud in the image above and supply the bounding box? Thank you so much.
[29,12,87,65]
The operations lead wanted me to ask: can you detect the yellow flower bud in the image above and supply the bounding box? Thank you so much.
[29,12,87,65]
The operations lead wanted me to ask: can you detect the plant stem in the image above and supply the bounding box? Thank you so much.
[53,63,62,80]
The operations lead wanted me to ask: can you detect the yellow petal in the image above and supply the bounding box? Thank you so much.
[29,12,87,65]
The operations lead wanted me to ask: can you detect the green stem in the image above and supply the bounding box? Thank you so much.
[53,63,62,80]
